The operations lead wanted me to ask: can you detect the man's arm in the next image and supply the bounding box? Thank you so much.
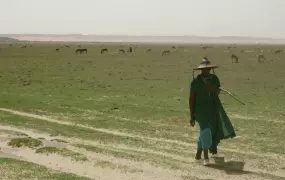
[189,91,196,120]
[189,79,196,126]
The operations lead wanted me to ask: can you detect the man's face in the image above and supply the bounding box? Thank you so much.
[201,68,211,74]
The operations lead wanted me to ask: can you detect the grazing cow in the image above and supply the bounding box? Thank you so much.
[119,49,125,54]
[162,50,171,56]
[75,48,88,54]
[81,48,88,54]
[20,45,27,48]
[56,48,60,52]
[75,49,81,54]
[231,54,239,63]
[101,48,108,54]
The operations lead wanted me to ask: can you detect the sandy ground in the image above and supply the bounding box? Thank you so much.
[0,108,285,180]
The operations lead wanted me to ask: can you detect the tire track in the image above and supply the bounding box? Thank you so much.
[0,108,191,146]
[0,124,284,180]
[0,107,284,161]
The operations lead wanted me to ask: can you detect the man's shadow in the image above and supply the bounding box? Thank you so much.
[207,156,250,175]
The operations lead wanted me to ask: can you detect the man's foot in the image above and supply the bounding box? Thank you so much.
[210,148,218,155]
[195,148,202,160]
[203,159,210,166]
[194,148,202,163]
[195,155,202,160]
[203,149,209,160]
[211,153,217,158]
[194,157,202,164]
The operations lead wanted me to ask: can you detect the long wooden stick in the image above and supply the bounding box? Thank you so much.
[220,88,245,105]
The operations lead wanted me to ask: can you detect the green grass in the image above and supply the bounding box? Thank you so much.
[0,158,91,180]
[1,42,285,179]
[0,112,152,146]
[0,129,28,137]
[35,147,87,161]
[8,137,42,148]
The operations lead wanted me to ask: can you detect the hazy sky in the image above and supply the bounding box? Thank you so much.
[1,0,285,38]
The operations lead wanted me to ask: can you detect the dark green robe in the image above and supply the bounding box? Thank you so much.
[190,74,236,154]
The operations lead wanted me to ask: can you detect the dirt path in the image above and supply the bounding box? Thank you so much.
[0,108,192,146]
[0,141,185,180]
[0,127,185,180]
[0,108,285,180]
[0,107,283,160]
[1,124,284,180]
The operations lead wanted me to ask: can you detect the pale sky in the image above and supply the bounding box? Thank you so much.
[1,0,285,38]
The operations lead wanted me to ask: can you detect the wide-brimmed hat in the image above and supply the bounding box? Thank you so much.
[193,57,218,70]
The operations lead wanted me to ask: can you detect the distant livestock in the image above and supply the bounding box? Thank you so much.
[231,54,239,63]
[162,50,171,56]
[101,48,108,54]
[75,48,88,54]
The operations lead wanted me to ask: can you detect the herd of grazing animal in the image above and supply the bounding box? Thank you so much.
[231,52,266,63]
[228,47,285,63]
[5,43,285,63]
[230,50,272,63]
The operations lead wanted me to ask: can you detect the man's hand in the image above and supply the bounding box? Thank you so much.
[190,117,195,127]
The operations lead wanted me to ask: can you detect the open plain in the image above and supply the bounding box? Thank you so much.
[0,42,285,180]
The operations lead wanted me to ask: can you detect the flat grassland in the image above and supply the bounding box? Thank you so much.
[0,43,285,180]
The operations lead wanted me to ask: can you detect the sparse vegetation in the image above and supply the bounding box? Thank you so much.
[36,147,87,161]
[8,137,42,148]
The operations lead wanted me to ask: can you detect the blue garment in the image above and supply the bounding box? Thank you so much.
[197,128,212,150]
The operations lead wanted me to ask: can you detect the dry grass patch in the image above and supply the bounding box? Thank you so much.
[35,147,87,161]
[8,137,42,148]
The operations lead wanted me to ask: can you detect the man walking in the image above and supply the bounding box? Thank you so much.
[189,57,236,166]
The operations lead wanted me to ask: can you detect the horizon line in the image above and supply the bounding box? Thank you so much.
[1,33,285,40]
